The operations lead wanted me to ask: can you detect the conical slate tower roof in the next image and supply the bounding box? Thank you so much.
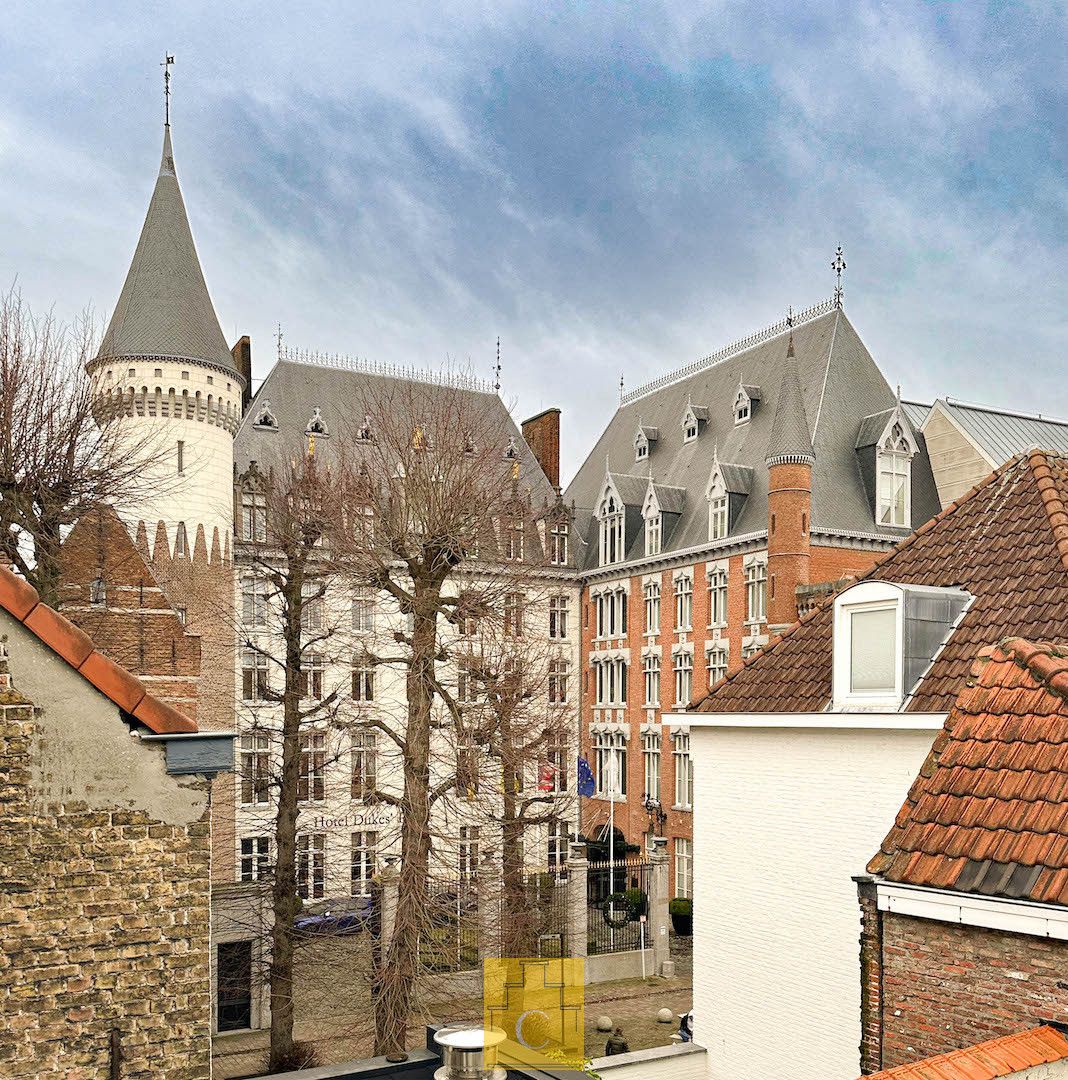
[95,126,239,378]
[765,333,814,467]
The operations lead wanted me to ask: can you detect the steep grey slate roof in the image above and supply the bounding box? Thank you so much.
[236,358,559,506]
[764,335,814,466]
[565,307,940,570]
[718,463,753,495]
[95,126,238,377]
[650,483,687,515]
[929,399,1068,467]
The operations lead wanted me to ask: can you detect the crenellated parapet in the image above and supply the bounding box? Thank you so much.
[93,380,242,435]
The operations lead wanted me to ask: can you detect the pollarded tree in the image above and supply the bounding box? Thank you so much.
[233,451,360,1070]
[334,377,569,1058]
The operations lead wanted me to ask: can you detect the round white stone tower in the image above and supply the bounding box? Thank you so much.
[89,122,243,561]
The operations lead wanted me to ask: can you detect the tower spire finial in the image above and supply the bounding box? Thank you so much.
[493,336,501,393]
[619,373,625,404]
[161,54,175,127]
[832,245,846,308]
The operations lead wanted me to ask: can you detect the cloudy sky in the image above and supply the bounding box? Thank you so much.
[2,2,1066,484]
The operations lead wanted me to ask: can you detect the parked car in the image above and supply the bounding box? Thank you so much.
[294,896,374,935]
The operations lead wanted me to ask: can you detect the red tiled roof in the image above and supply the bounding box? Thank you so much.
[0,563,196,735]
[696,450,1068,714]
[869,637,1068,904]
[863,1025,1068,1080]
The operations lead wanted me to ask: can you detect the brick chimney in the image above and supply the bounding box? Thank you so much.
[231,336,253,411]
[521,408,561,492]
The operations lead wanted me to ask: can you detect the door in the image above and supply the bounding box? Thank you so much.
[217,940,253,1032]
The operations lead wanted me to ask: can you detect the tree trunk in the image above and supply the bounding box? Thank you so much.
[269,570,305,1068]
[373,592,437,1058]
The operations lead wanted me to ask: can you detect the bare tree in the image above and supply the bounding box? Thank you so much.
[234,452,358,1070]
[335,378,571,1058]
[0,289,162,604]
[224,376,577,1066]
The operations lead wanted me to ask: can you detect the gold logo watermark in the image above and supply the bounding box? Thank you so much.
[483,957,585,1069]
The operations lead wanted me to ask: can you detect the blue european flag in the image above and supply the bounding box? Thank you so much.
[576,756,595,797]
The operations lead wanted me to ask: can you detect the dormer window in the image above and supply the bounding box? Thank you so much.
[709,496,728,540]
[503,435,519,461]
[645,514,661,556]
[305,406,328,437]
[735,390,751,425]
[598,492,625,566]
[356,414,374,442]
[90,575,107,607]
[877,424,913,527]
[832,581,971,710]
[681,400,707,443]
[253,400,278,430]
[634,425,658,463]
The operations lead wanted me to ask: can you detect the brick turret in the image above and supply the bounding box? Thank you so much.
[765,333,814,631]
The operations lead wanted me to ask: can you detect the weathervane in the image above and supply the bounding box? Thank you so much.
[786,304,794,327]
[493,336,501,393]
[161,54,175,127]
[619,374,625,404]
[832,245,846,308]
[274,323,284,360]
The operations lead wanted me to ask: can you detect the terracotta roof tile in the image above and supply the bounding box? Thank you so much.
[861,1025,1068,1080]
[696,451,1068,715]
[0,563,197,736]
[869,638,1068,902]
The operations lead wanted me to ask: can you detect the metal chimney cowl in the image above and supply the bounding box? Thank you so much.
[433,1024,507,1080]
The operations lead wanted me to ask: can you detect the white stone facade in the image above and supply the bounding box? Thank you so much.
[231,562,582,901]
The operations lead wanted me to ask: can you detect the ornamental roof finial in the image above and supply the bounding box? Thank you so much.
[832,245,846,308]
[161,53,175,127]
[494,336,502,393]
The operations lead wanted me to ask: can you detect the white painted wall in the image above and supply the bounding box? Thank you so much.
[689,722,936,1080]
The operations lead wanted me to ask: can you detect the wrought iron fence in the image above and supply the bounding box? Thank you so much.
[419,879,479,973]
[586,859,651,956]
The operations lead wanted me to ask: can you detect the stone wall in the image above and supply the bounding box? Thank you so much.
[0,629,213,1078]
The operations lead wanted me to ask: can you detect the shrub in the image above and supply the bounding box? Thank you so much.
[668,897,692,917]
[624,888,648,917]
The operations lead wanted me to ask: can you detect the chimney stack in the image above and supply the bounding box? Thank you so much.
[521,408,562,492]
[231,335,253,411]
[433,1024,507,1080]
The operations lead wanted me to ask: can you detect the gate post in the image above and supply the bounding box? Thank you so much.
[649,837,673,976]
[566,841,588,961]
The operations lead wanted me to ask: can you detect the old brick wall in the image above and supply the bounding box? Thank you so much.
[58,506,201,721]
[0,633,213,1079]
[875,912,1068,1069]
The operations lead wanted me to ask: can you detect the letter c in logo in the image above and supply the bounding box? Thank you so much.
[515,1009,550,1051]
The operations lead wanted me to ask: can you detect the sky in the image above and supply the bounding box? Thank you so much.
[2,1,1066,486]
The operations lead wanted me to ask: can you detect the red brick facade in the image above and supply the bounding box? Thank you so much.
[522,408,562,492]
[581,528,892,894]
[858,902,1068,1073]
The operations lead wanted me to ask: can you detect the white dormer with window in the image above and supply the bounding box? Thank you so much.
[705,468,728,541]
[597,476,626,566]
[734,384,760,426]
[681,398,709,443]
[634,423,658,463]
[832,580,971,711]
[642,483,662,556]
[305,406,328,437]
[878,421,915,528]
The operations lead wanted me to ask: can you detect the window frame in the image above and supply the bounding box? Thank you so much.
[831,581,904,709]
